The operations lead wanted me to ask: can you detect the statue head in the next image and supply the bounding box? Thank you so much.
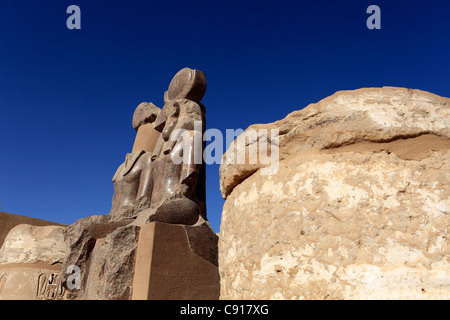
[167,68,207,103]
[154,67,206,134]
[132,102,161,131]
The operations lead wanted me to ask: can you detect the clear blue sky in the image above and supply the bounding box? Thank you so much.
[1,0,449,232]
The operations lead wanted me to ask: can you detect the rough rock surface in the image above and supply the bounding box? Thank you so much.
[62,214,139,300]
[0,224,67,300]
[0,211,66,249]
[219,87,450,199]
[219,87,450,300]
[0,224,66,265]
[62,214,218,300]
[132,102,161,131]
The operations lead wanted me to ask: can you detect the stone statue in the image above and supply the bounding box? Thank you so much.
[109,68,207,225]
[62,68,218,300]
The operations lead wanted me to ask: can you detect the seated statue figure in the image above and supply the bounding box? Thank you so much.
[62,68,216,300]
[109,67,207,226]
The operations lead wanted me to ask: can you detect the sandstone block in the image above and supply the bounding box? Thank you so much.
[132,222,219,300]
[219,87,450,300]
[0,224,67,300]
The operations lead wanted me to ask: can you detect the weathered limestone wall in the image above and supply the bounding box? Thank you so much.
[0,211,66,249]
[218,87,450,300]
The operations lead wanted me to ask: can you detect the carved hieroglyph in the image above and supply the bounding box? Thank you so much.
[0,268,65,300]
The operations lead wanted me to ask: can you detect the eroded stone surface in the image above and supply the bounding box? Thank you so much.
[0,224,67,300]
[62,67,216,300]
[220,87,450,199]
[219,87,450,300]
[0,224,66,265]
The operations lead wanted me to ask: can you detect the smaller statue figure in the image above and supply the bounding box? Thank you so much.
[109,102,160,219]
